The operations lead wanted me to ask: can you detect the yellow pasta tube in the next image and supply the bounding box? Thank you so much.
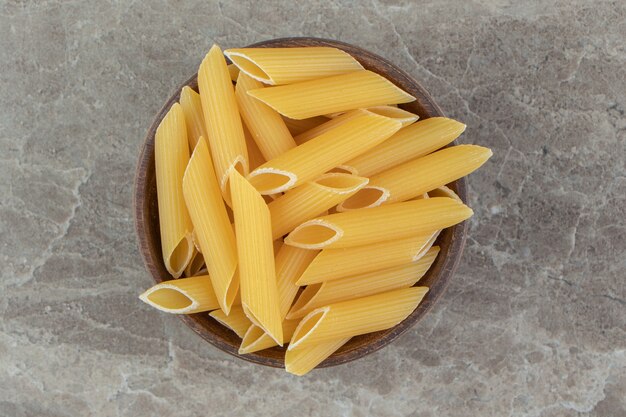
[339,145,492,210]
[210,306,252,338]
[275,244,319,318]
[294,108,417,145]
[179,86,209,152]
[288,246,440,319]
[247,112,402,194]
[243,123,266,171]
[184,249,205,278]
[282,115,329,136]
[428,184,463,202]
[230,170,283,345]
[224,47,363,85]
[183,137,239,313]
[235,72,297,160]
[154,103,194,278]
[340,117,466,178]
[296,231,437,285]
[247,70,415,120]
[227,63,240,82]
[139,275,219,314]
[286,197,472,249]
[268,173,369,240]
[238,319,299,354]
[285,338,350,376]
[198,45,248,191]
[289,287,429,350]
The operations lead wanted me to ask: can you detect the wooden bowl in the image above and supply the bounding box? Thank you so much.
[134,37,468,368]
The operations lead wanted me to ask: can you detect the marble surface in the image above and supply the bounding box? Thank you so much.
[1,0,625,416]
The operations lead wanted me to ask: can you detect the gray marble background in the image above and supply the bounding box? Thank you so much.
[1,0,625,416]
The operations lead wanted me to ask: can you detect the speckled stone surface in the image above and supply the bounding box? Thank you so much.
[1,0,624,416]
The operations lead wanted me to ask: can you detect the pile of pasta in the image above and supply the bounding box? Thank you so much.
[139,45,492,376]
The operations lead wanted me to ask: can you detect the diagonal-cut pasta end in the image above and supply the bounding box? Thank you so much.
[365,106,419,127]
[219,271,240,316]
[247,167,297,195]
[220,155,248,193]
[286,283,324,320]
[139,283,198,314]
[224,51,274,85]
[288,307,330,351]
[327,165,358,175]
[285,219,343,250]
[184,250,205,278]
[285,337,350,376]
[242,304,284,346]
[412,230,442,262]
[336,186,390,212]
[312,173,369,194]
[238,325,276,354]
[164,233,194,278]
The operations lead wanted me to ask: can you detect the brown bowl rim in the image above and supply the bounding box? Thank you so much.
[133,37,468,369]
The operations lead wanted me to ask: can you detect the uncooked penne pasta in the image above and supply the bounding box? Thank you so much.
[339,145,492,210]
[247,112,402,194]
[294,108,417,145]
[289,287,428,350]
[239,319,299,354]
[230,170,283,345]
[428,184,463,202]
[235,72,297,160]
[198,45,248,191]
[183,137,238,313]
[139,275,219,314]
[288,246,439,319]
[179,86,209,152]
[225,47,363,85]
[243,123,266,171]
[285,338,350,376]
[340,117,466,178]
[154,103,194,278]
[210,306,251,338]
[227,63,240,82]
[268,173,369,240]
[296,231,437,285]
[184,249,205,278]
[282,115,329,136]
[275,244,319,318]
[247,70,415,120]
[286,197,472,250]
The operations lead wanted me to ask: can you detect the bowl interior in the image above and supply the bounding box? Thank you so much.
[134,37,468,368]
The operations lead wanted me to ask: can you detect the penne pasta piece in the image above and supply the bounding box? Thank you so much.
[179,86,209,152]
[247,112,402,194]
[183,137,239,313]
[282,115,329,136]
[191,229,202,253]
[184,249,205,278]
[230,170,283,345]
[412,193,430,200]
[338,145,492,210]
[428,184,463,202]
[294,107,417,145]
[243,123,266,171]
[275,244,319,317]
[285,197,472,250]
[139,275,219,314]
[154,103,194,278]
[285,338,350,376]
[296,231,437,285]
[235,72,297,160]
[210,306,252,338]
[238,319,299,354]
[288,246,440,319]
[198,44,249,191]
[227,63,240,82]
[268,173,369,240]
[289,287,429,350]
[224,47,363,85]
[340,117,467,178]
[247,70,415,120]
